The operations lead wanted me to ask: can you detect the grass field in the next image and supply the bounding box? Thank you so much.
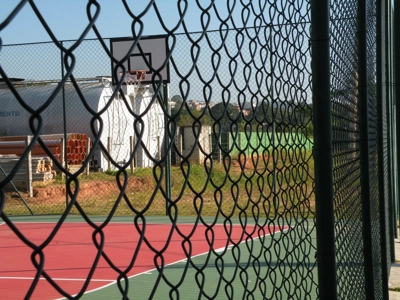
[3,149,314,218]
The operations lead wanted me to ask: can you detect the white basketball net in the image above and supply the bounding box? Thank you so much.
[121,70,146,97]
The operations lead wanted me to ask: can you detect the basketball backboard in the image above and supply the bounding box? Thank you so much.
[110,35,170,85]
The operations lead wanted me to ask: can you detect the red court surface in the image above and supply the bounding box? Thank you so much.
[0,221,284,299]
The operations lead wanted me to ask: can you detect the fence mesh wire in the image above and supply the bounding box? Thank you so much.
[383,0,396,281]
[330,0,366,297]
[330,0,391,299]
[0,0,395,299]
[366,0,384,298]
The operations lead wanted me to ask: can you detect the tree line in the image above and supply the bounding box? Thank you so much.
[170,95,313,137]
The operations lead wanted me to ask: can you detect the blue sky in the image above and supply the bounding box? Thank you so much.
[0,1,313,106]
[1,1,249,45]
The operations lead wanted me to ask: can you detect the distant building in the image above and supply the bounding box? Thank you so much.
[235,102,256,116]
[174,125,212,165]
[194,102,207,110]
[208,102,216,108]
[185,100,195,109]
[169,98,215,111]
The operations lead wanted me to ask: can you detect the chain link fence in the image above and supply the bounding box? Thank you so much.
[330,0,367,297]
[0,0,396,299]
[325,0,394,298]
[0,30,313,219]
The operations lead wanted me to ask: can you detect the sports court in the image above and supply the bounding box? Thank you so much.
[0,216,316,299]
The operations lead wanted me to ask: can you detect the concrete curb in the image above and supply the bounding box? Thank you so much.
[389,239,400,299]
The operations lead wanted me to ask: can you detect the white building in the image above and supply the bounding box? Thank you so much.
[0,78,164,171]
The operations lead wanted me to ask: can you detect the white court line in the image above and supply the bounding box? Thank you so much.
[2,221,292,299]
[78,226,291,298]
[0,276,114,282]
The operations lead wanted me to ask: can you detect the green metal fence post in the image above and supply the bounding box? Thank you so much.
[310,0,337,299]
[61,41,68,208]
[164,84,171,215]
[386,0,396,261]
[376,0,390,297]
[357,0,375,297]
[395,0,400,241]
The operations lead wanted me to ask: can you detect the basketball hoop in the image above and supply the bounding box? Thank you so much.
[120,70,146,97]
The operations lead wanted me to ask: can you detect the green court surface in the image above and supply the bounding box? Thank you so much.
[81,227,317,299]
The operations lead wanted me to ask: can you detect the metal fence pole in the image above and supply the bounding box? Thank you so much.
[61,41,69,207]
[385,0,398,246]
[357,0,375,296]
[394,0,400,240]
[310,1,337,299]
[25,135,33,198]
[107,136,112,171]
[85,137,90,176]
[60,138,65,179]
[130,136,135,174]
[376,0,390,296]
[270,33,277,210]
[386,0,396,261]
[164,84,171,215]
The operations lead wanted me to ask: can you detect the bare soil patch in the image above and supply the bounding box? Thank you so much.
[32,177,151,201]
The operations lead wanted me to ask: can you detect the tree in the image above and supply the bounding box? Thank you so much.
[170,95,183,116]
[252,101,273,124]
[178,109,213,127]
[169,95,213,127]
[210,102,241,132]
[171,94,183,104]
